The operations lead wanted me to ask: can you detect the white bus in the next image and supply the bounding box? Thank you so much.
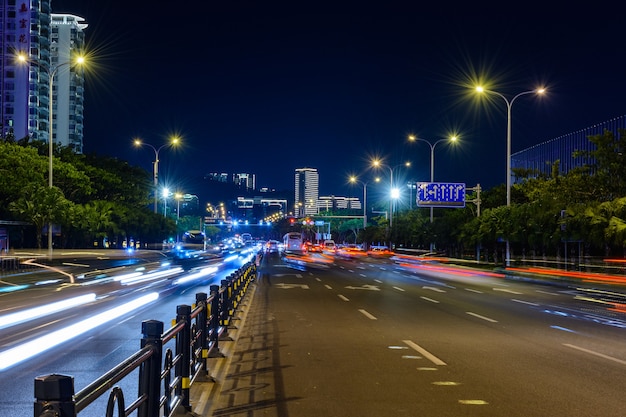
[283,232,304,253]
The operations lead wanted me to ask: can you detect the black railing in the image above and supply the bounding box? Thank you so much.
[33,260,257,417]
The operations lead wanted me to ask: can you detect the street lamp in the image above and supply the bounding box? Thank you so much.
[475,85,546,265]
[133,136,180,213]
[17,53,86,257]
[371,159,411,229]
[162,188,170,218]
[349,176,371,229]
[175,192,183,242]
[407,134,458,222]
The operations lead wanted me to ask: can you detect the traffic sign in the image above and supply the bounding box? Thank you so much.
[417,182,466,208]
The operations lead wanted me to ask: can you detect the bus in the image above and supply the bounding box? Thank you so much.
[283,232,304,253]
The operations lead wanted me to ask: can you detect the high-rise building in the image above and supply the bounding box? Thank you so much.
[0,2,87,151]
[50,14,88,152]
[233,173,256,190]
[294,167,319,216]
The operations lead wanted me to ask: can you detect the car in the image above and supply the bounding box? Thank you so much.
[265,240,280,253]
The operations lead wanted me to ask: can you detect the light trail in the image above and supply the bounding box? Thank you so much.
[0,292,159,371]
[0,293,96,330]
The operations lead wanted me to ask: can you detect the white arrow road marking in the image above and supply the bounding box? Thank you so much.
[274,283,310,289]
[345,285,380,291]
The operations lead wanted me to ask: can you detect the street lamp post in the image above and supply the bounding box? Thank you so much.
[17,53,86,257]
[349,176,369,229]
[175,192,183,242]
[407,134,458,222]
[162,188,169,218]
[134,137,180,213]
[372,160,410,238]
[475,86,545,265]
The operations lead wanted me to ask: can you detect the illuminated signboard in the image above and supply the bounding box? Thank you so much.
[417,182,466,208]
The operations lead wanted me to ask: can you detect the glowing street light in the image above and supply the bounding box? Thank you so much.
[134,136,180,213]
[175,192,183,242]
[16,52,86,257]
[349,176,374,229]
[475,85,546,265]
[371,159,411,229]
[407,134,458,222]
[162,187,170,218]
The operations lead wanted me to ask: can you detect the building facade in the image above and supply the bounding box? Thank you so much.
[0,2,87,151]
[318,195,361,212]
[295,167,319,216]
[511,115,626,180]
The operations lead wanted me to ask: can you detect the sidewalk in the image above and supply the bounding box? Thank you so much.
[189,281,285,416]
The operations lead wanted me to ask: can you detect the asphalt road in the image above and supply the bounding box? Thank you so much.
[200,253,626,417]
[2,250,625,416]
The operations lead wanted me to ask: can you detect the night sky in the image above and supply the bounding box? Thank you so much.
[51,1,626,201]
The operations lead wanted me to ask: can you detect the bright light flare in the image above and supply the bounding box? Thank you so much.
[0,293,96,330]
[0,292,159,371]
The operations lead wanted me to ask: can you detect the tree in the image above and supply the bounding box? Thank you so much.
[9,185,72,249]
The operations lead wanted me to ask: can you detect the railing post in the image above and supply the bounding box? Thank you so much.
[195,292,209,376]
[34,374,76,417]
[219,279,230,339]
[176,304,192,412]
[209,284,223,356]
[138,320,163,417]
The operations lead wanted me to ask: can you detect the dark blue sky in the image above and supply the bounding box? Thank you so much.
[53,1,626,200]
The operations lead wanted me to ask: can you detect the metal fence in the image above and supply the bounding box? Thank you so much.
[33,260,257,417]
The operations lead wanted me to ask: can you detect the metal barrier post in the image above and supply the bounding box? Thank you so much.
[209,284,223,356]
[34,374,76,417]
[219,279,230,338]
[175,304,192,412]
[138,320,163,417]
[195,292,209,375]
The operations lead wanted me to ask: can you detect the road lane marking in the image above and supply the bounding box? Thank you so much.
[512,299,539,306]
[358,309,377,320]
[433,381,461,386]
[564,343,626,365]
[459,400,488,405]
[359,274,367,277]
[420,296,440,303]
[536,290,559,296]
[393,286,405,292]
[465,288,483,294]
[493,288,523,295]
[324,284,333,290]
[374,279,383,283]
[551,325,575,333]
[338,294,350,302]
[466,312,498,323]
[402,340,447,366]
[423,286,446,293]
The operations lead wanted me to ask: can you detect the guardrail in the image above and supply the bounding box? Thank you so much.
[33,260,257,417]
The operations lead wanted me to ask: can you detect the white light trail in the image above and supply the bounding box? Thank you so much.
[0,292,159,371]
[0,293,96,330]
